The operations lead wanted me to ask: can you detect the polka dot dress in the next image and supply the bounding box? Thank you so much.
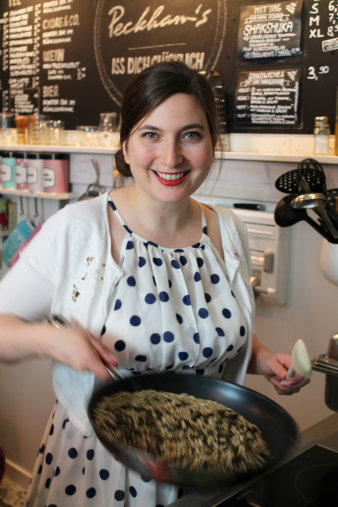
[25,200,250,507]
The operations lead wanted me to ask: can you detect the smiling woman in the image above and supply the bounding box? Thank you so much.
[0,61,309,507]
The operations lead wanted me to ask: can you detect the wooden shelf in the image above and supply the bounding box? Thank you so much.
[0,188,78,200]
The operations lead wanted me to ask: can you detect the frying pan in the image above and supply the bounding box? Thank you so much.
[88,373,299,489]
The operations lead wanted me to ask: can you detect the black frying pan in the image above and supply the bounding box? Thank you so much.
[88,373,299,489]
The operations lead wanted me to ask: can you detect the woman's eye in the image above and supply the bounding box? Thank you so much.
[183,131,202,140]
[142,131,158,140]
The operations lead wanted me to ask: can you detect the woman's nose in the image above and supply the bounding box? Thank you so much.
[158,139,183,167]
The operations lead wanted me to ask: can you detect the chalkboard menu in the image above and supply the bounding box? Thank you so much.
[0,0,337,134]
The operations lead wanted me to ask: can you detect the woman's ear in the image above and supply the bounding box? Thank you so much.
[122,140,130,164]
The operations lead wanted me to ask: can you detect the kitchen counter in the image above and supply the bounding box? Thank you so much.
[167,413,338,507]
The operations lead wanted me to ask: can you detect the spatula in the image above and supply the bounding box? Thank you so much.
[286,339,312,379]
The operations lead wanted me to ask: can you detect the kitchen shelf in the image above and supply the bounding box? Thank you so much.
[0,188,78,200]
[1,143,337,165]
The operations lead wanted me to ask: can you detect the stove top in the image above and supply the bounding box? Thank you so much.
[220,445,338,507]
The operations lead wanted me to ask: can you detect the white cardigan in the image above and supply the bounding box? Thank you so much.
[0,192,255,435]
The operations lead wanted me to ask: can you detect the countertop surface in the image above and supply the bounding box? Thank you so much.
[167,413,338,507]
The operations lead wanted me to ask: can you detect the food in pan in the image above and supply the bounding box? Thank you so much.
[91,389,269,473]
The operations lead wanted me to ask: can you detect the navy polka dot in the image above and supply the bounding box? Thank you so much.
[176,313,183,324]
[211,274,220,284]
[159,291,169,302]
[127,276,136,287]
[168,279,172,288]
[45,453,53,465]
[141,474,152,482]
[62,419,69,429]
[53,467,60,477]
[86,488,96,498]
[129,486,137,497]
[150,333,161,344]
[193,333,200,344]
[192,242,200,248]
[114,299,122,311]
[180,255,187,266]
[114,490,125,501]
[182,295,191,305]
[145,293,156,304]
[39,444,45,454]
[82,467,85,475]
[101,325,106,335]
[178,351,189,361]
[135,355,147,362]
[126,240,134,250]
[115,340,126,351]
[68,448,78,459]
[205,293,211,303]
[153,257,163,266]
[240,325,246,336]
[203,347,213,358]
[130,315,141,326]
[138,256,146,267]
[87,449,94,460]
[237,345,244,353]
[99,469,110,480]
[194,272,201,282]
[222,308,232,319]
[45,478,51,489]
[231,290,236,298]
[197,257,204,267]
[216,327,225,336]
[171,259,180,269]
[198,308,209,319]
[227,344,234,352]
[65,485,76,496]
[49,424,54,435]
[163,331,174,342]
[37,465,42,474]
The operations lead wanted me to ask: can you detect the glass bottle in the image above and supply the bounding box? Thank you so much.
[314,116,330,155]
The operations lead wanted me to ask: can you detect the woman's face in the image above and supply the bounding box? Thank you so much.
[122,93,215,204]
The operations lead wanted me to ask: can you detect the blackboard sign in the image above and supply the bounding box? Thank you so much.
[0,0,337,134]
[235,68,301,125]
[237,0,302,60]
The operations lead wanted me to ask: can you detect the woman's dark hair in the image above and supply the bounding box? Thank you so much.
[115,61,218,177]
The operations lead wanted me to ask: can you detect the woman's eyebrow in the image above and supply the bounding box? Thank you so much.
[138,123,205,132]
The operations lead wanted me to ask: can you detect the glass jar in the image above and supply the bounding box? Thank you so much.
[314,116,331,155]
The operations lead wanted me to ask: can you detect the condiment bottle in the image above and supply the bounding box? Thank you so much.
[314,116,330,155]
[15,115,29,144]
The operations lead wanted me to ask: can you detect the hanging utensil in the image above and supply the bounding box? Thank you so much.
[291,193,338,241]
[79,158,107,200]
[275,158,327,194]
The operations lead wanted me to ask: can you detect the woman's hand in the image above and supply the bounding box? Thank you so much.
[248,334,311,395]
[0,314,118,382]
[42,323,119,382]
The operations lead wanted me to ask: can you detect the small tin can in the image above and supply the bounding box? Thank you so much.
[1,151,16,189]
[42,153,69,193]
[27,153,45,193]
[15,152,29,190]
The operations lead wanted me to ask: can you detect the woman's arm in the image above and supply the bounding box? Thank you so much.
[247,333,311,395]
[0,257,117,381]
[0,313,117,381]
